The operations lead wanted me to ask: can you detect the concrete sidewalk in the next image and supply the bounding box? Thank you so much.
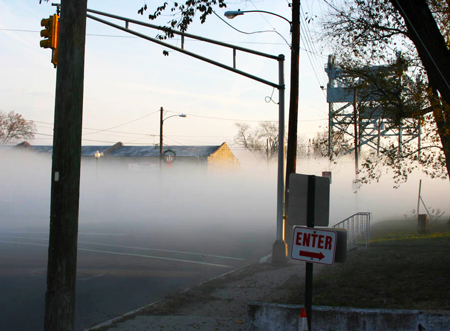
[85,259,319,331]
[84,257,450,331]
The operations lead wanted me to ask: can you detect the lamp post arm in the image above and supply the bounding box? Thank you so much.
[239,10,292,25]
[163,114,185,122]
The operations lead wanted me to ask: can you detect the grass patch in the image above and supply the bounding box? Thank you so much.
[284,220,450,310]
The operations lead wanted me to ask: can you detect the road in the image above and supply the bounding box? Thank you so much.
[0,223,272,331]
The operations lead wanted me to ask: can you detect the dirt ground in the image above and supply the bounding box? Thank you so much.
[282,219,450,310]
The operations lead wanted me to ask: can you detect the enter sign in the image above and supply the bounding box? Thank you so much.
[291,227,337,265]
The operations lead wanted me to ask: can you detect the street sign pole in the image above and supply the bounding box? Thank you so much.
[305,175,315,330]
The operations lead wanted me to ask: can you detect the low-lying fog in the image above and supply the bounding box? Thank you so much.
[1,148,449,243]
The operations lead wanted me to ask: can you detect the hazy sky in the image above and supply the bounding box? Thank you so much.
[0,0,332,147]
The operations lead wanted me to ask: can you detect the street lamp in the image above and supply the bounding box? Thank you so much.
[94,150,103,182]
[160,106,187,156]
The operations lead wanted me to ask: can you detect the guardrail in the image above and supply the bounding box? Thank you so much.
[333,212,371,250]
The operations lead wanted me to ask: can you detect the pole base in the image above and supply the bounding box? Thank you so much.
[272,239,288,264]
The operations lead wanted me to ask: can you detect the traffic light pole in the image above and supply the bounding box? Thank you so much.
[44,1,88,330]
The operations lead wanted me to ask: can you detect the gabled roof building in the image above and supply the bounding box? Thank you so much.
[12,141,239,171]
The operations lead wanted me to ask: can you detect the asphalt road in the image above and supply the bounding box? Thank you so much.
[0,223,272,331]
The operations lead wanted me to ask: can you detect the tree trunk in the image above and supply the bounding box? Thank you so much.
[389,0,450,179]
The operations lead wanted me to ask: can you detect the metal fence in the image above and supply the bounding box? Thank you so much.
[333,212,371,250]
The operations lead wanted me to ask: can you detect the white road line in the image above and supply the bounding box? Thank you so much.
[0,231,127,236]
[0,235,246,261]
[78,274,105,281]
[78,233,129,236]
[78,242,245,261]
[0,240,232,268]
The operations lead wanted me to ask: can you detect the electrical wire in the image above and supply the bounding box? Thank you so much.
[212,11,291,48]
[33,120,155,137]
[0,28,290,46]
[83,110,160,136]
[164,110,278,123]
[320,0,340,13]
[299,8,329,98]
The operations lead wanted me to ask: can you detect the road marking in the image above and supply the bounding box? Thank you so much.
[0,240,232,268]
[77,242,245,261]
[0,235,245,261]
[78,274,105,281]
[0,231,127,236]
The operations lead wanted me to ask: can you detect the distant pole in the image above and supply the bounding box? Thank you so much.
[353,88,359,176]
[44,0,88,330]
[328,103,333,157]
[160,106,164,156]
[417,179,422,216]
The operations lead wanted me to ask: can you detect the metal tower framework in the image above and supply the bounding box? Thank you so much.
[325,55,421,161]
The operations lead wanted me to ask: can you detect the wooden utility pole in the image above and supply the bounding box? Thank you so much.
[284,0,300,253]
[44,1,88,330]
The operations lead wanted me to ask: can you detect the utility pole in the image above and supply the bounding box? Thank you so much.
[354,88,359,176]
[284,0,300,254]
[160,106,164,156]
[44,1,88,330]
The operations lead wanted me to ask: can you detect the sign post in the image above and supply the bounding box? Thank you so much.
[288,173,345,330]
[288,174,336,330]
[305,175,315,330]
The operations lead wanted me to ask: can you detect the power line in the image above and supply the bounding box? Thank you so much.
[212,11,291,48]
[82,110,160,136]
[33,120,155,137]
[0,28,289,46]
[320,0,340,13]
[299,8,329,99]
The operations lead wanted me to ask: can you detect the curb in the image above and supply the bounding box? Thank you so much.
[247,302,450,331]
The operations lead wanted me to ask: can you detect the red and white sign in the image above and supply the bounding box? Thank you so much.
[291,227,337,265]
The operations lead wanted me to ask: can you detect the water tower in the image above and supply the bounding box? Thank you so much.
[325,54,422,173]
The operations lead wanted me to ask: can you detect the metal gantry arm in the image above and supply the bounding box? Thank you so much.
[86,9,281,89]
[85,9,287,245]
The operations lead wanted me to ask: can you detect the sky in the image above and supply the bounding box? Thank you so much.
[0,0,333,148]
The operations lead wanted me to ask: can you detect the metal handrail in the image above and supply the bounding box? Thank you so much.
[333,212,371,250]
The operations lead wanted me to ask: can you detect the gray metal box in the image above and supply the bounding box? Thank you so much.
[287,174,330,226]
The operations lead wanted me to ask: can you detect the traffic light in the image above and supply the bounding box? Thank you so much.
[40,15,59,67]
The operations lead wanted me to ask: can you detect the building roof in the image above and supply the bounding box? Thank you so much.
[15,142,226,158]
[107,145,221,158]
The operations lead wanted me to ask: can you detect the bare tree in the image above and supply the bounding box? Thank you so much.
[311,129,348,158]
[0,111,36,144]
[234,122,279,160]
